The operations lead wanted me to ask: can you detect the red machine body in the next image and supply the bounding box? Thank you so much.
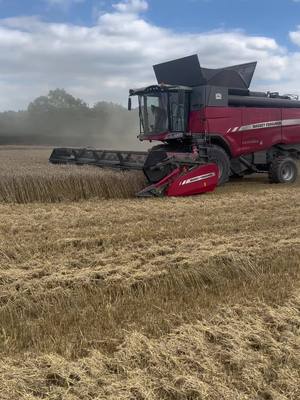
[189,106,300,158]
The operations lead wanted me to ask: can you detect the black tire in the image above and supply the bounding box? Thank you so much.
[269,157,298,183]
[208,145,231,185]
[143,145,176,183]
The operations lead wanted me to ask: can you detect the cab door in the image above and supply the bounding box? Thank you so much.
[169,90,188,132]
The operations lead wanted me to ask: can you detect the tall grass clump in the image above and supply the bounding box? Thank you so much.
[0,168,145,203]
[0,148,145,202]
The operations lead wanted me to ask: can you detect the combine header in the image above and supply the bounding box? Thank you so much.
[50,54,300,196]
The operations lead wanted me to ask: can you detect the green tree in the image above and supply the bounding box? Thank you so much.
[28,89,88,113]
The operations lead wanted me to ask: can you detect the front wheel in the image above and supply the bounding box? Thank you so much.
[208,145,231,185]
[268,157,298,184]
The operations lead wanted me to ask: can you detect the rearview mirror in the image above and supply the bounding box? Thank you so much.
[128,97,132,111]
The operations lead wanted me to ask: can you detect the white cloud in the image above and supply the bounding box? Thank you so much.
[113,0,148,13]
[290,26,300,45]
[0,0,298,110]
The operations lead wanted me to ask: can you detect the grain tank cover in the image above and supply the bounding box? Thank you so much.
[153,54,257,89]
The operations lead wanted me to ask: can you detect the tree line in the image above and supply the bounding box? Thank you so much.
[0,89,141,149]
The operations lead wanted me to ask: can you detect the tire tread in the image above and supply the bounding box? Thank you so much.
[268,156,298,184]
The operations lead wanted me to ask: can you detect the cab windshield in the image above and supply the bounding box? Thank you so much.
[138,93,168,135]
[138,90,187,136]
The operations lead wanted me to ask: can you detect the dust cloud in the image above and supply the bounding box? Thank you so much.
[0,91,150,151]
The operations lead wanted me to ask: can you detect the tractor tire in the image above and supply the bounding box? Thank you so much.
[268,157,298,183]
[208,145,231,185]
[143,145,176,183]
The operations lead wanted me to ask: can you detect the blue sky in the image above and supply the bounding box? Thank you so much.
[1,0,300,48]
[0,0,300,110]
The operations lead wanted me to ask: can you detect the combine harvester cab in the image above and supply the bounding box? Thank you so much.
[50,54,300,197]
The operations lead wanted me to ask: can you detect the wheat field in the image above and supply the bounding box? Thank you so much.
[0,147,299,400]
[0,147,145,203]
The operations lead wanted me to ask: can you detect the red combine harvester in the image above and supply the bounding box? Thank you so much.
[50,55,300,197]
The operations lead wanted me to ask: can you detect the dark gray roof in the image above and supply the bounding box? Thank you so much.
[153,54,257,89]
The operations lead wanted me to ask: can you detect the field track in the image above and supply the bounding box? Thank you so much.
[0,147,299,399]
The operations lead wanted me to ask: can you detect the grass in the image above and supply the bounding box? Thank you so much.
[0,147,299,399]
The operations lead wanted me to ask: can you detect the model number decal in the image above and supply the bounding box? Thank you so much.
[180,172,216,186]
[229,118,300,133]
[239,120,282,132]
